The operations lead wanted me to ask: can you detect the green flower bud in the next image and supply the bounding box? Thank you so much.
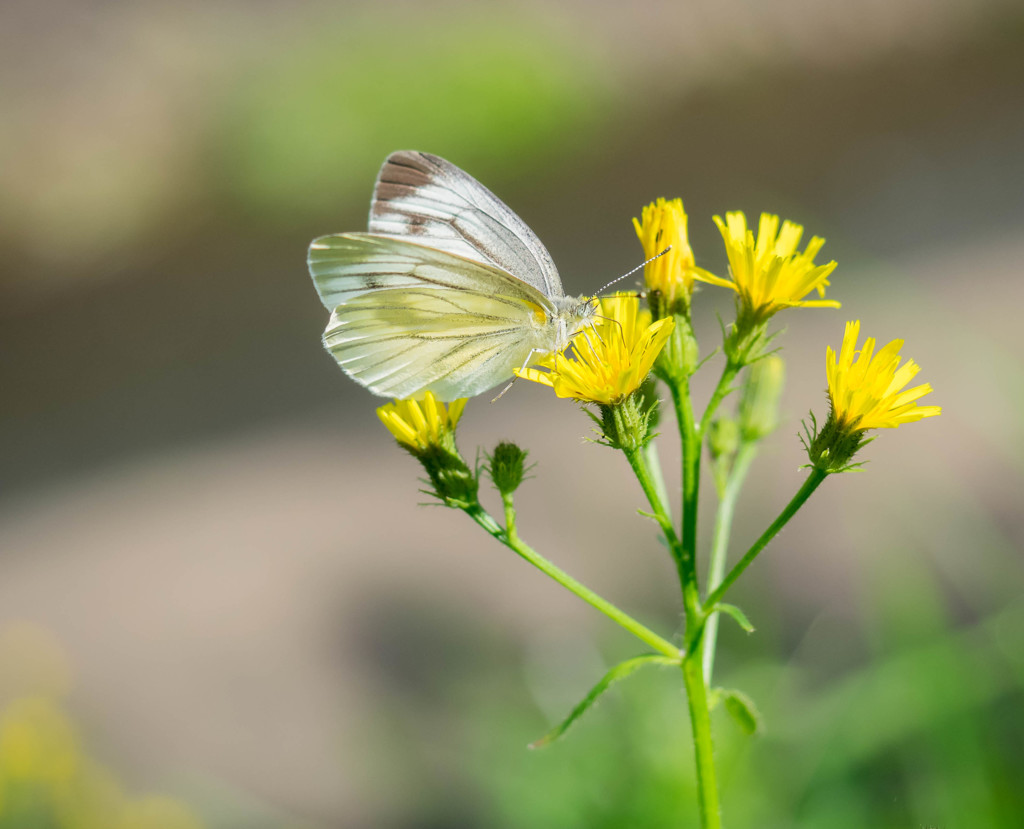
[708,416,740,495]
[654,313,700,382]
[709,417,740,462]
[488,441,529,497]
[738,356,785,442]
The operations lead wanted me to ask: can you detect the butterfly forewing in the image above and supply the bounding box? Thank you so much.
[324,287,547,400]
[308,233,553,314]
[368,151,564,298]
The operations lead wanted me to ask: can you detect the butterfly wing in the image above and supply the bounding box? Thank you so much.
[309,232,553,312]
[312,234,554,400]
[366,150,564,299]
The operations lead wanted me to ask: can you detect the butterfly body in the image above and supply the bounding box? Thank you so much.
[308,151,595,401]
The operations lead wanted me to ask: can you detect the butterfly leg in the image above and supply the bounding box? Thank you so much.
[491,347,545,403]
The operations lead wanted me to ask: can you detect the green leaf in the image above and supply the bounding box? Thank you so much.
[721,688,762,736]
[529,654,679,749]
[710,602,755,633]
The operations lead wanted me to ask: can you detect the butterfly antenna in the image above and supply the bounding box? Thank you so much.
[594,246,671,297]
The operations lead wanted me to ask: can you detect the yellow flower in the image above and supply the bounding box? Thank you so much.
[633,198,698,311]
[515,295,674,406]
[826,320,941,431]
[377,392,467,451]
[697,211,839,324]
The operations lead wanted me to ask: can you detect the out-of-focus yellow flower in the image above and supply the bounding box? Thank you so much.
[633,198,699,312]
[826,320,941,431]
[697,211,839,324]
[0,697,79,784]
[115,796,206,829]
[0,626,208,829]
[516,295,674,406]
[377,392,467,452]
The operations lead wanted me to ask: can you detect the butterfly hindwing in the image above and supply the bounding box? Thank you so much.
[323,287,546,400]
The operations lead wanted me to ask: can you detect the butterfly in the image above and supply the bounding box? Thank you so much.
[307,151,597,401]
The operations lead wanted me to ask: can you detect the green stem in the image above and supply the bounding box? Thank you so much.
[465,504,679,660]
[704,467,829,611]
[641,439,672,525]
[623,443,700,633]
[622,446,683,556]
[633,390,721,829]
[700,361,741,439]
[666,379,706,660]
[703,441,758,682]
[682,653,722,829]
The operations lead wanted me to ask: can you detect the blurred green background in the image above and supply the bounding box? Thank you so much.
[1,1,1022,826]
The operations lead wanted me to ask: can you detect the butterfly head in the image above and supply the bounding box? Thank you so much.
[544,295,598,353]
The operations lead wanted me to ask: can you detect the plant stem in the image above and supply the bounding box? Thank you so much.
[700,361,741,439]
[704,466,829,610]
[622,446,683,556]
[642,439,672,525]
[682,652,722,829]
[464,504,679,660]
[670,379,700,575]
[624,420,720,829]
[703,441,758,682]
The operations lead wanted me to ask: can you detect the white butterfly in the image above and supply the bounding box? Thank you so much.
[308,151,597,401]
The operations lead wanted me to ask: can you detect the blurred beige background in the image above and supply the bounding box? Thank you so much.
[1,1,1022,826]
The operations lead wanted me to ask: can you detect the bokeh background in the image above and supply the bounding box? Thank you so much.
[2,1,1023,826]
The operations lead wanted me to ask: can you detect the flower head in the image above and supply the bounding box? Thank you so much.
[633,198,698,314]
[807,320,940,471]
[697,211,839,326]
[377,392,467,453]
[826,320,941,432]
[516,295,674,407]
[377,393,477,505]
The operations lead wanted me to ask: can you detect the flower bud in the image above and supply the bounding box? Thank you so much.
[708,416,739,494]
[488,441,529,497]
[738,356,785,442]
[654,313,700,382]
[709,417,740,462]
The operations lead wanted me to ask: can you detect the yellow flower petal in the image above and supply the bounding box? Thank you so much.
[826,320,941,431]
[699,211,839,323]
[377,392,468,451]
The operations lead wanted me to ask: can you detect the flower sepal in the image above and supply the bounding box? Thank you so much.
[653,312,700,382]
[589,390,658,453]
[416,446,480,508]
[801,410,873,474]
[724,317,776,367]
